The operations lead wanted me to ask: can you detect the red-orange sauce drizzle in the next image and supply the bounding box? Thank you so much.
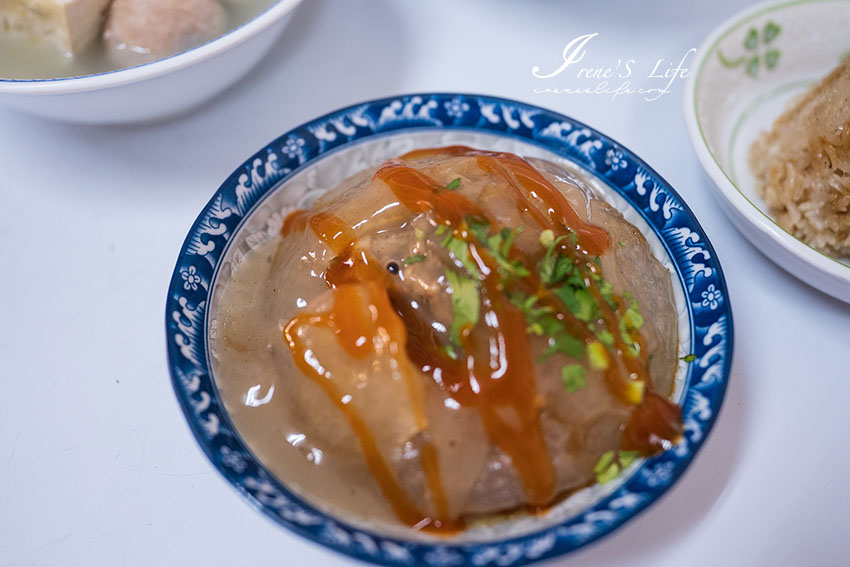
[401,146,610,254]
[375,160,557,506]
[282,211,458,532]
[279,146,683,531]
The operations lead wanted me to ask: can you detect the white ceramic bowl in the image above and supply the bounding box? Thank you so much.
[0,0,302,124]
[684,0,850,303]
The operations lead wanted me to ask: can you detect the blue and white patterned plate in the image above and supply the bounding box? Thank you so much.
[166,93,733,566]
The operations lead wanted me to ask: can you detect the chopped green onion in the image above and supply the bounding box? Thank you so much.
[561,364,587,392]
[444,236,480,277]
[445,270,480,348]
[594,450,641,484]
[402,254,426,265]
[587,341,609,370]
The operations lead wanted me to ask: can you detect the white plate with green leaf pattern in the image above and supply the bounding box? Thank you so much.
[684,0,850,303]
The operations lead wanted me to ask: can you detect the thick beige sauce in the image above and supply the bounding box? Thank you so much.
[213,148,681,532]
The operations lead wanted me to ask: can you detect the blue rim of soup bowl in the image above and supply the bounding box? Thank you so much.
[165,93,733,566]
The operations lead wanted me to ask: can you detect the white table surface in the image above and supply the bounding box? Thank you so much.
[2,1,849,565]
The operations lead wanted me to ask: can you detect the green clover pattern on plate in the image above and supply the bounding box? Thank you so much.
[718,20,781,77]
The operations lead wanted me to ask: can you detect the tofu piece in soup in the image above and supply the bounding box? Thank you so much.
[0,0,112,55]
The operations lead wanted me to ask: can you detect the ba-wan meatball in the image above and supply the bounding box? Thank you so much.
[214,146,684,531]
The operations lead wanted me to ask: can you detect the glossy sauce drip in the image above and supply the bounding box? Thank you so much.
[282,210,457,531]
[376,163,557,505]
[371,162,492,227]
[281,208,313,235]
[401,146,610,254]
[621,390,684,453]
[284,307,426,527]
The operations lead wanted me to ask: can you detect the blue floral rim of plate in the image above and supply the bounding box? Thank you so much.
[165,93,733,567]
